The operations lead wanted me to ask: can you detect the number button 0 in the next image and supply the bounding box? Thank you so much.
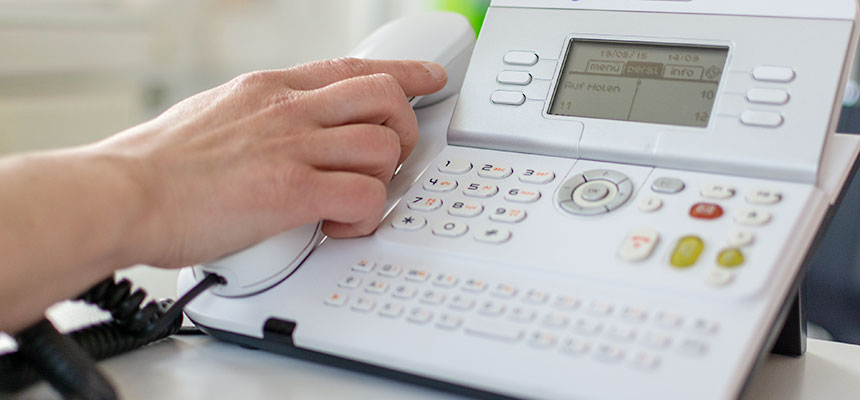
[448,200,484,217]
[438,159,472,174]
[423,176,458,193]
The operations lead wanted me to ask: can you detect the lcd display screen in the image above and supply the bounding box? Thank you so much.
[548,40,729,128]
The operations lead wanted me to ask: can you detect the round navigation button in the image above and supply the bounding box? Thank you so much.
[581,184,610,202]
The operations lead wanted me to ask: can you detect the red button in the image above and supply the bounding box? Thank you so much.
[690,203,724,220]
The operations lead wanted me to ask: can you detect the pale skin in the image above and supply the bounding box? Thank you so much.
[0,58,448,334]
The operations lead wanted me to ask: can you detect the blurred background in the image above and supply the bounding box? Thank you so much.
[1,0,859,348]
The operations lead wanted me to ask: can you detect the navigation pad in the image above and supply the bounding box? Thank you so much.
[557,169,633,215]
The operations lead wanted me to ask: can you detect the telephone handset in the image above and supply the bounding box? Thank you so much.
[196,12,476,297]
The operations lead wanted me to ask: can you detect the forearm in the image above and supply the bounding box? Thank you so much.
[0,146,154,334]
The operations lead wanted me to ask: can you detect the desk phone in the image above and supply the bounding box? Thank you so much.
[178,1,860,398]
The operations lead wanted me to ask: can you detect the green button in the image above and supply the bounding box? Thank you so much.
[671,236,704,268]
[717,248,745,268]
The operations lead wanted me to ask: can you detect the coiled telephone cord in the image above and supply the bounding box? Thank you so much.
[0,273,223,399]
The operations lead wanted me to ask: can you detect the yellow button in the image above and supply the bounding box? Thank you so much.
[671,236,704,268]
[717,248,745,268]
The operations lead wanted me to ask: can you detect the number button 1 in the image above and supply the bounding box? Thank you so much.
[423,176,458,193]
[438,159,472,174]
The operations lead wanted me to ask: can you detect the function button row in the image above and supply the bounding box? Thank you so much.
[648,178,782,205]
[497,70,533,86]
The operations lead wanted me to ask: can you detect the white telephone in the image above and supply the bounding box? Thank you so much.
[181,2,860,399]
[195,12,476,297]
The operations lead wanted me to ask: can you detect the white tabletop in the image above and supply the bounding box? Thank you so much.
[8,266,860,399]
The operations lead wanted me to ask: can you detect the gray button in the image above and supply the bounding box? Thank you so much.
[556,175,586,204]
[651,177,685,194]
[605,180,633,211]
[581,184,610,202]
[503,51,539,66]
[559,200,607,216]
[583,169,629,185]
[491,90,526,106]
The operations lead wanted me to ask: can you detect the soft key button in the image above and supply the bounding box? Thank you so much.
[707,269,735,287]
[503,51,539,66]
[651,177,685,194]
[464,182,500,198]
[423,176,457,193]
[491,90,526,106]
[690,203,724,220]
[746,88,790,105]
[618,228,660,262]
[437,159,472,174]
[735,208,772,226]
[505,188,541,203]
[701,184,736,200]
[746,188,783,205]
[478,163,513,179]
[432,220,469,237]
[741,111,784,128]
[489,207,527,223]
[670,236,705,268]
[497,70,533,86]
[448,200,484,218]
[391,212,426,231]
[519,169,555,184]
[752,66,796,83]
[407,196,442,212]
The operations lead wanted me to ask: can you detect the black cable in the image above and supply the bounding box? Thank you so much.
[0,272,224,398]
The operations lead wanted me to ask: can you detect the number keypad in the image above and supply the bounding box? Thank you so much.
[391,156,556,244]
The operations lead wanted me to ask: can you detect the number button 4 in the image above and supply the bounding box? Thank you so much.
[423,176,458,193]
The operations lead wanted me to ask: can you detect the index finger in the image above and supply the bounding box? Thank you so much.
[285,58,448,97]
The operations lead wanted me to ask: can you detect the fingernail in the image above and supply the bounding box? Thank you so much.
[423,62,447,81]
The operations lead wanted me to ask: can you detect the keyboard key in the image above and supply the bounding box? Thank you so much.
[352,260,375,273]
[462,279,488,293]
[433,274,459,288]
[423,176,458,193]
[554,296,581,310]
[504,188,541,203]
[407,308,433,325]
[407,196,443,212]
[465,320,524,343]
[337,276,362,289]
[562,337,591,356]
[437,314,463,330]
[365,280,390,294]
[449,295,476,311]
[509,307,537,323]
[631,352,661,370]
[405,269,431,282]
[432,220,469,238]
[519,169,555,184]
[529,331,558,349]
[489,207,527,223]
[351,297,375,312]
[464,182,499,198]
[491,283,518,299]
[324,292,348,307]
[595,344,625,363]
[378,302,404,318]
[420,290,446,305]
[392,284,418,300]
[541,313,570,329]
[448,200,484,218]
[475,227,512,244]
[479,301,506,317]
[378,263,402,278]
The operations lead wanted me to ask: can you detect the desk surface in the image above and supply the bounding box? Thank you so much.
[11,335,860,399]
[9,266,860,399]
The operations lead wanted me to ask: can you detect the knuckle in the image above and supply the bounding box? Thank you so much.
[233,70,279,88]
[366,73,405,107]
[323,57,368,78]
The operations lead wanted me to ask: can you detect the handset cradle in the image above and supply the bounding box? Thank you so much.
[196,12,476,297]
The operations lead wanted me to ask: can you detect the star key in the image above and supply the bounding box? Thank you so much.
[391,212,426,231]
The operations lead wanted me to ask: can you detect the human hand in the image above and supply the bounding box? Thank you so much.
[99,58,447,268]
